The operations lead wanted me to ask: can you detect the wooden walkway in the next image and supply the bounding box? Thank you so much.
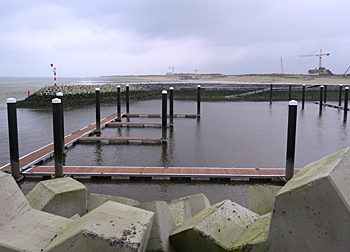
[314,102,347,110]
[124,113,198,118]
[0,113,120,173]
[78,136,165,144]
[22,166,301,180]
[106,122,171,128]
[1,109,299,181]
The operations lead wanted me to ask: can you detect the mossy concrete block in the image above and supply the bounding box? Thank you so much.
[87,193,140,212]
[26,177,87,218]
[268,147,350,251]
[249,186,282,215]
[230,213,271,252]
[0,171,31,226]
[170,200,259,252]
[168,199,192,226]
[44,201,154,252]
[170,193,211,217]
[137,201,176,252]
[0,209,73,251]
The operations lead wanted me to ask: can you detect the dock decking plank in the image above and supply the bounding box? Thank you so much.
[23,165,301,179]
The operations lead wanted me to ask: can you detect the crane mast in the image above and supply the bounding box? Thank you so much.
[299,49,332,75]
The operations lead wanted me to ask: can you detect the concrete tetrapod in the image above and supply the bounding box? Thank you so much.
[26,177,87,218]
[44,201,154,252]
[137,201,176,252]
[249,186,282,215]
[168,193,211,227]
[268,147,350,251]
[170,200,259,252]
[0,171,74,251]
[87,193,140,212]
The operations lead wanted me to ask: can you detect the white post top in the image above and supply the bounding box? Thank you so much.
[56,92,63,96]
[303,84,305,86]
[95,88,100,91]
[170,87,174,90]
[52,98,61,104]
[320,85,324,88]
[126,84,129,87]
[117,85,121,88]
[340,84,343,86]
[7,98,16,103]
[289,100,298,106]
[197,85,201,88]
[162,90,167,94]
[346,87,349,90]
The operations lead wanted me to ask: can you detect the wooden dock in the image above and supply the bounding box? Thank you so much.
[1,109,299,181]
[22,166,300,180]
[314,102,347,110]
[106,122,171,128]
[0,113,120,173]
[78,136,165,144]
[124,113,198,118]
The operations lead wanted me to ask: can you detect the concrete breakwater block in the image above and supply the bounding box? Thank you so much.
[268,147,350,251]
[170,200,259,252]
[0,171,31,226]
[87,193,140,212]
[168,199,192,226]
[0,171,74,251]
[168,193,211,226]
[249,186,282,215]
[44,201,154,252]
[0,209,74,251]
[137,201,176,252]
[230,213,271,252]
[26,177,87,218]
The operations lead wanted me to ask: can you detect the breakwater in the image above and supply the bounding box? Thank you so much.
[17,82,344,108]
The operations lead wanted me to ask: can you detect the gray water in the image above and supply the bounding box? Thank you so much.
[1,77,349,207]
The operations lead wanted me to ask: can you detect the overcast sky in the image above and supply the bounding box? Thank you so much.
[1,0,349,77]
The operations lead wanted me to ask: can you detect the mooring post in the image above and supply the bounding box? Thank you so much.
[339,84,343,107]
[126,84,130,114]
[56,92,64,151]
[286,100,298,180]
[197,85,201,117]
[162,90,167,140]
[7,98,20,180]
[324,84,327,104]
[95,88,101,133]
[52,98,63,178]
[270,84,273,104]
[289,84,292,100]
[319,85,323,115]
[170,87,174,125]
[344,87,349,122]
[302,84,306,110]
[117,85,121,121]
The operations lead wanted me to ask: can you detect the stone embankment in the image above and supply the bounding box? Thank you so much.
[17,82,343,108]
[1,146,350,251]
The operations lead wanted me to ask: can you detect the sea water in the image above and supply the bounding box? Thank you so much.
[1,77,349,206]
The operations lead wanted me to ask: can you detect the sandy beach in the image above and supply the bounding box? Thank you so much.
[100,74,350,85]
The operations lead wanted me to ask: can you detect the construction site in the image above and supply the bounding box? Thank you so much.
[299,49,333,75]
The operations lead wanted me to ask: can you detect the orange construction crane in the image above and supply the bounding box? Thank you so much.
[299,49,330,68]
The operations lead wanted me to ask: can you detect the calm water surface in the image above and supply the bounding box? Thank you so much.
[1,78,349,206]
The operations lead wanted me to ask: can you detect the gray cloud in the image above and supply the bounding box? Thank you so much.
[0,0,349,76]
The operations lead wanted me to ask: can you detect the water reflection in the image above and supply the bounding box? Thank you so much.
[94,144,103,166]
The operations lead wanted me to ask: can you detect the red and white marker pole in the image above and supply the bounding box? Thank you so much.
[51,63,57,87]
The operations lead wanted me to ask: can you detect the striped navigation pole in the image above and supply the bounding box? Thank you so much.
[51,63,57,87]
